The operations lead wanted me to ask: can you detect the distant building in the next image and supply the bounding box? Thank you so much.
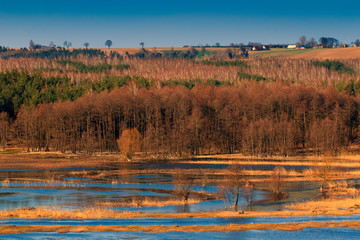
[29,44,50,50]
[300,45,312,49]
[251,45,270,51]
[287,44,297,49]
[29,43,58,51]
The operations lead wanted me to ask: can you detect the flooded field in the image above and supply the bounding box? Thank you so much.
[0,169,268,213]
[2,214,360,226]
[1,157,360,238]
[3,228,360,240]
[0,160,332,213]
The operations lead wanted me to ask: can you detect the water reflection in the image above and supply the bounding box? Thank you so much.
[0,162,341,213]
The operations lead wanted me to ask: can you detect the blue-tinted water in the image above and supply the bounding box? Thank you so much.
[3,228,360,240]
[64,177,91,181]
[135,163,314,170]
[2,214,360,226]
[0,178,268,212]
[134,163,355,170]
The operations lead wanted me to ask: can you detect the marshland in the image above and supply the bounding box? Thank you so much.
[2,46,360,239]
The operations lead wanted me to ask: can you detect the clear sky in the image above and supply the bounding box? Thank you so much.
[1,0,359,48]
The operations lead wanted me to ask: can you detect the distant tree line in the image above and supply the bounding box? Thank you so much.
[296,36,317,48]
[124,47,248,60]
[57,60,129,74]
[185,36,341,49]
[125,48,201,59]
[0,46,11,53]
[2,48,106,60]
[1,43,250,61]
[319,37,339,48]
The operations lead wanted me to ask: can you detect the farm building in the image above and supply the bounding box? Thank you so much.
[251,45,270,51]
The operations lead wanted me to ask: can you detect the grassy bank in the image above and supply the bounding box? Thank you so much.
[1,150,360,169]
[2,206,360,219]
[3,221,360,234]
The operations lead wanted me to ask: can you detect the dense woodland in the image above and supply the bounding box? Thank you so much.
[1,48,360,156]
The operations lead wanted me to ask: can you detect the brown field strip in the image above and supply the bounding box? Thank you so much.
[291,47,360,59]
[1,207,360,219]
[1,151,360,170]
[2,221,360,234]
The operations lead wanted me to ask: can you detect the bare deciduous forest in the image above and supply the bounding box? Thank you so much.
[1,48,360,156]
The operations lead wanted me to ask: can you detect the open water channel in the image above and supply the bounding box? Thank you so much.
[0,161,358,239]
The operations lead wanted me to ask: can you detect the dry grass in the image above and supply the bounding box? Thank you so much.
[5,221,360,234]
[191,153,360,163]
[1,150,360,187]
[98,197,200,208]
[2,52,360,87]
[3,206,360,220]
[0,207,123,219]
[1,178,9,187]
[0,151,125,170]
[286,196,360,212]
[99,47,226,55]
[291,47,360,59]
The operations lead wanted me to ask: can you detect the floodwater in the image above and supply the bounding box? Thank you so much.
[0,162,283,213]
[0,161,358,239]
[0,160,336,212]
[2,214,360,226]
[3,228,360,240]
[0,180,267,213]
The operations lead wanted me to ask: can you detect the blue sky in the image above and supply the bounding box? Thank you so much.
[1,0,359,48]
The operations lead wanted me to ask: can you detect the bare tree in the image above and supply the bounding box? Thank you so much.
[173,170,193,202]
[63,41,72,49]
[297,36,307,47]
[49,41,56,48]
[84,42,90,49]
[105,40,113,48]
[270,167,287,200]
[317,157,335,197]
[308,37,317,48]
[309,119,338,155]
[218,165,247,211]
[240,181,254,207]
[140,42,144,49]
[0,112,9,150]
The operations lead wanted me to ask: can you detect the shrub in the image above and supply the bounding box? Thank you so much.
[311,60,355,74]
